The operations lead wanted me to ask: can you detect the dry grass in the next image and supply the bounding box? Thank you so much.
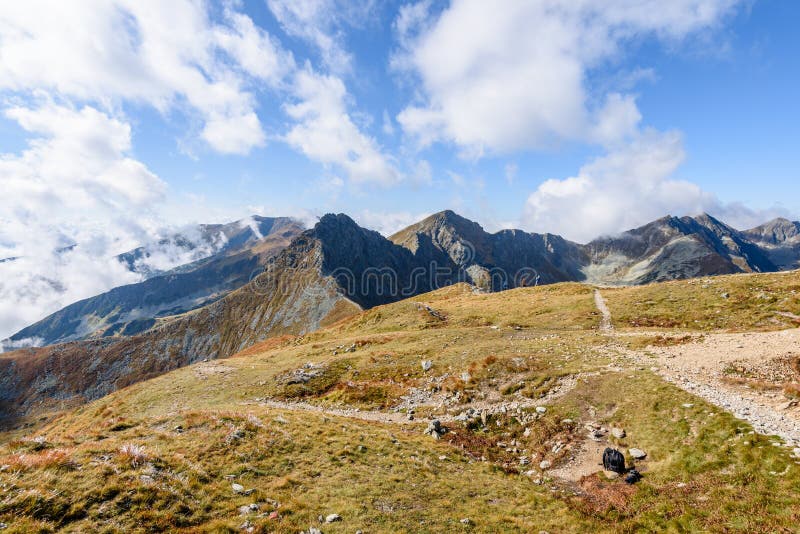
[603,271,800,332]
[2,276,800,531]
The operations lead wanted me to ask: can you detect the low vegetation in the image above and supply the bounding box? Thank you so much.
[2,275,800,531]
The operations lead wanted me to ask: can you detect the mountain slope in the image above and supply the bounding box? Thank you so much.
[583,214,778,285]
[7,217,303,347]
[390,210,588,289]
[744,217,800,269]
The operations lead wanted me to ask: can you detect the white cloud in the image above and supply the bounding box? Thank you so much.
[0,102,168,338]
[266,0,377,73]
[355,209,432,236]
[0,1,292,155]
[284,68,401,186]
[395,0,742,155]
[520,128,784,242]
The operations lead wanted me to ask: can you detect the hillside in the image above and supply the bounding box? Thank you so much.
[2,273,800,531]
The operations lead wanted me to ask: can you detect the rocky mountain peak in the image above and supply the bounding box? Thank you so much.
[746,217,800,245]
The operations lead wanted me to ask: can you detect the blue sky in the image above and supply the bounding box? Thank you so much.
[130,0,799,233]
[0,0,798,337]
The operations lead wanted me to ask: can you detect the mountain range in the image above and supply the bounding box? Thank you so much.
[1,210,799,428]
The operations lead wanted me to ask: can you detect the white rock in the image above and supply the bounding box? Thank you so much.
[421,360,433,372]
[539,460,552,470]
[629,448,647,460]
[535,406,547,414]
[460,518,472,525]
[611,428,626,439]
[325,514,342,523]
[232,483,245,494]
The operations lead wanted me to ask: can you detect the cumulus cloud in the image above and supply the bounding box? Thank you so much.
[0,1,292,155]
[395,0,742,155]
[284,68,401,186]
[521,129,784,242]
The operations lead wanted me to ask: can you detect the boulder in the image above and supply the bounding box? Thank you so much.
[629,448,647,460]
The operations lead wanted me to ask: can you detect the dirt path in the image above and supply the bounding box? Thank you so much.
[593,289,800,450]
[244,374,582,428]
[628,330,800,448]
[249,398,414,425]
[594,289,613,332]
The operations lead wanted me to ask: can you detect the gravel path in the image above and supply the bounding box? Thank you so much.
[629,330,800,448]
[594,289,613,332]
[593,290,800,450]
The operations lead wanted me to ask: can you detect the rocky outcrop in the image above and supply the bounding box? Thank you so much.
[584,214,780,285]
[390,210,588,290]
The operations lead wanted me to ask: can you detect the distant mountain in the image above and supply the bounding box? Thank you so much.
[743,218,800,270]
[117,216,297,278]
[584,214,778,285]
[390,210,587,289]
[3,209,800,428]
[7,217,303,347]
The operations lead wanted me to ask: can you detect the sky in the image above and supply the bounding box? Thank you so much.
[0,0,798,339]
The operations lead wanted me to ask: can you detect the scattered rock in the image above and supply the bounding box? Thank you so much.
[461,372,472,383]
[682,403,694,408]
[535,406,547,414]
[629,448,647,460]
[306,528,322,534]
[611,428,626,439]
[239,520,254,532]
[232,483,245,494]
[539,460,552,470]
[425,420,447,439]
[0,523,6,530]
[603,470,620,480]
[173,425,184,433]
[325,514,342,523]
[519,456,530,466]
[283,364,324,385]
[781,400,799,411]
[421,360,433,372]
[721,292,730,299]
[460,518,472,525]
